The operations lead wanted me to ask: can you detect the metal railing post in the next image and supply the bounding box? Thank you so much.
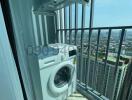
[94,29,101,90]
[69,0,72,44]
[59,9,63,43]
[64,5,67,43]
[103,29,112,95]
[79,0,86,83]
[85,0,95,88]
[75,0,78,45]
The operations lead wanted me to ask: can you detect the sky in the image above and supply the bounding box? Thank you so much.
[64,0,132,28]
[93,0,132,27]
[67,0,132,28]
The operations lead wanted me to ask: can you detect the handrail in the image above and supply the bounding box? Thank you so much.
[57,26,132,31]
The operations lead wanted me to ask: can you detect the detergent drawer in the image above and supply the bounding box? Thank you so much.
[39,55,61,69]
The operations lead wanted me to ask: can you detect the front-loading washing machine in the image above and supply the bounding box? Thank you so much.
[38,43,77,100]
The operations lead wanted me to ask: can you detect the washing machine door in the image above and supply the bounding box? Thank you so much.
[48,61,74,96]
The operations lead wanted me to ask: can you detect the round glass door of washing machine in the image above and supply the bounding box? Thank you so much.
[48,63,73,96]
[54,66,71,88]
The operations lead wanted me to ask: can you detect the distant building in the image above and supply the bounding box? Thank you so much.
[86,55,130,100]
[103,56,130,100]
[118,59,132,100]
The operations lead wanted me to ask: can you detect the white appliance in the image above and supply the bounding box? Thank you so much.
[39,43,77,100]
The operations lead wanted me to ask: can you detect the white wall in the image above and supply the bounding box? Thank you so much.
[0,3,24,100]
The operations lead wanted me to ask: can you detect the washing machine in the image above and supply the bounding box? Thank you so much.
[38,43,77,100]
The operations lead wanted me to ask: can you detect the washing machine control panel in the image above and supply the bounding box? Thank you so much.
[69,50,77,57]
[39,54,61,69]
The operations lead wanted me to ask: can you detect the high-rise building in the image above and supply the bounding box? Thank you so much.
[104,56,130,100]
[87,55,130,100]
[117,59,132,100]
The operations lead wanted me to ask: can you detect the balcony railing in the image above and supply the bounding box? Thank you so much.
[54,1,132,100]
[57,26,132,100]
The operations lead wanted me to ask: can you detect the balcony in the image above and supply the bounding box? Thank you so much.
[30,0,132,100]
[2,0,132,100]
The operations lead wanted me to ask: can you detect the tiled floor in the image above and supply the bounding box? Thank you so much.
[66,92,88,100]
